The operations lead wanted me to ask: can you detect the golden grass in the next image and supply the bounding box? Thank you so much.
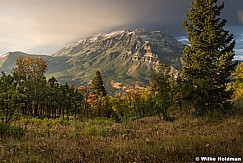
[0,115,242,162]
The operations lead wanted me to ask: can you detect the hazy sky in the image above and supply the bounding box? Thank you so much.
[0,0,242,57]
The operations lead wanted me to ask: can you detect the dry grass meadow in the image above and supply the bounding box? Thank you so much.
[0,111,242,163]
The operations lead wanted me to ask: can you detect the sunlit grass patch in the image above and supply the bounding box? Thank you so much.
[0,115,242,162]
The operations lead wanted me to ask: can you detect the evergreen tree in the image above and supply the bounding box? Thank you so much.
[91,71,107,96]
[90,71,107,116]
[78,86,91,120]
[0,73,26,123]
[182,0,236,115]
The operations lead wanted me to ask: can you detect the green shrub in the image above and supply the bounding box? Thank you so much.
[205,111,224,123]
[233,99,243,115]
[75,123,84,130]
[99,128,108,137]
[88,127,97,136]
[54,118,70,126]
[165,116,176,122]
[0,122,25,138]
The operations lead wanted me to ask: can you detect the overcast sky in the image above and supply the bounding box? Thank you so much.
[0,0,242,58]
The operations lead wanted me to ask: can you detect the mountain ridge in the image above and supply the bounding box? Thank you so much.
[0,28,185,93]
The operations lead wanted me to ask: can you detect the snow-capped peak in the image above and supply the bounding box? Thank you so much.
[104,29,127,39]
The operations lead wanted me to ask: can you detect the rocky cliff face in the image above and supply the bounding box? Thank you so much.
[0,28,185,93]
[52,29,184,88]
[53,29,184,68]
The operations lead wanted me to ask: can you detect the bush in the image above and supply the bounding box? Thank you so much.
[88,127,97,135]
[165,116,176,122]
[232,99,243,115]
[54,118,71,126]
[205,111,224,123]
[0,122,25,139]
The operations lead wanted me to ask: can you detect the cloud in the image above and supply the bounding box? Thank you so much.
[235,32,243,59]
[0,0,242,55]
[238,10,243,25]
[176,36,190,45]
[234,50,243,60]
[0,0,137,54]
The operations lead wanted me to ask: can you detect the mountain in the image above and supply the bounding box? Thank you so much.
[0,51,71,75]
[0,28,185,93]
[52,29,185,89]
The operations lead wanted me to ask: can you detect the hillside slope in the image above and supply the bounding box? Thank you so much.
[52,28,184,89]
[0,51,71,75]
[0,29,185,92]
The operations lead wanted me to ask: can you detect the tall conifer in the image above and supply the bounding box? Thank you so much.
[182,0,236,115]
[91,71,107,97]
[90,71,107,117]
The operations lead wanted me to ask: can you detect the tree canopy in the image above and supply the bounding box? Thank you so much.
[182,0,236,115]
[13,57,47,79]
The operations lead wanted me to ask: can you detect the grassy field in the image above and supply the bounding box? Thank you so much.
[0,114,242,163]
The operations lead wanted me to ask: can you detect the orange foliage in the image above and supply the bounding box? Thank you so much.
[13,57,47,79]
